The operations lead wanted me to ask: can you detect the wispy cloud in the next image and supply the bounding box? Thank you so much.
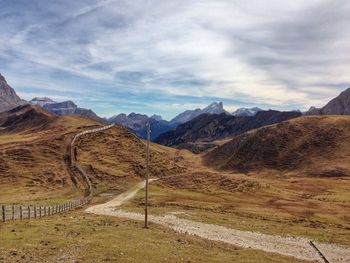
[0,0,349,119]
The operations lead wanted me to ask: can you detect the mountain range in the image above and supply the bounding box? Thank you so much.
[107,102,232,139]
[155,110,302,152]
[1,72,350,145]
[107,113,172,140]
[168,102,229,126]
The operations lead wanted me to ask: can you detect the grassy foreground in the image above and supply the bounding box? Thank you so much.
[122,183,350,247]
[0,204,311,263]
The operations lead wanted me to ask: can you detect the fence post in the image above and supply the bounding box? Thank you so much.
[1,205,5,222]
[49,206,51,216]
[34,206,37,218]
[12,205,15,220]
[28,206,30,219]
[20,206,23,220]
[44,206,46,216]
[39,206,42,217]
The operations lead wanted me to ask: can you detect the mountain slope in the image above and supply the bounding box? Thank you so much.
[0,104,57,132]
[0,105,187,203]
[0,73,24,112]
[155,110,301,152]
[306,88,350,115]
[205,116,350,176]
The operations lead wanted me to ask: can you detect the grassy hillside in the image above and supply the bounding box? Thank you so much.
[205,116,350,176]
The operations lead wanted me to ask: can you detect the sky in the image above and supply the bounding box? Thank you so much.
[0,0,349,120]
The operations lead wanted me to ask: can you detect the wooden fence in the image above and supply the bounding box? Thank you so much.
[0,197,90,222]
[1,123,115,222]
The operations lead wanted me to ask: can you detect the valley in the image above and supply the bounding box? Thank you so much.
[0,75,350,262]
[1,102,350,262]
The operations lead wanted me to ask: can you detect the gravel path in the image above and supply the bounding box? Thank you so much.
[85,180,350,263]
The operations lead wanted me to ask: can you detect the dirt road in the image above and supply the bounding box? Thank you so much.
[85,180,350,263]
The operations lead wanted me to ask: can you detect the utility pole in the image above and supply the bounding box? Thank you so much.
[144,122,151,228]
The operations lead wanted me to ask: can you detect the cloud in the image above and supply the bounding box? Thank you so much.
[0,0,349,119]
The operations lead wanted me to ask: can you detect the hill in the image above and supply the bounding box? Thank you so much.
[155,110,301,152]
[0,73,25,112]
[204,116,350,176]
[0,105,186,204]
[0,104,57,132]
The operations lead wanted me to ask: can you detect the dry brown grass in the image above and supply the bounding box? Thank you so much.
[1,106,349,261]
[205,115,350,176]
[0,106,102,203]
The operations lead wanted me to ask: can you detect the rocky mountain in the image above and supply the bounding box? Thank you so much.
[43,101,106,123]
[169,102,228,126]
[232,107,262,116]
[306,88,350,115]
[204,115,350,176]
[30,97,55,107]
[108,113,172,140]
[150,114,163,121]
[0,73,25,112]
[155,110,301,152]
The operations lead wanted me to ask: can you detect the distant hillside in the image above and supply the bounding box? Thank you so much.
[0,104,57,132]
[306,88,350,115]
[0,73,25,112]
[155,110,301,152]
[205,116,350,176]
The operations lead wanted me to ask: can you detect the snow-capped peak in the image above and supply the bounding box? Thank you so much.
[232,107,262,117]
[30,97,56,107]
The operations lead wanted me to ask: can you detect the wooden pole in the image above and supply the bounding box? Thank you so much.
[1,205,5,222]
[12,205,15,220]
[34,206,37,218]
[28,206,30,219]
[20,206,23,220]
[144,123,151,228]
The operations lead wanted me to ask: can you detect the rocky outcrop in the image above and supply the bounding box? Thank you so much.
[0,73,25,112]
[43,101,106,123]
[306,88,350,115]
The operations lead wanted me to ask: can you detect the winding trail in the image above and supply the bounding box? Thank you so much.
[85,180,350,263]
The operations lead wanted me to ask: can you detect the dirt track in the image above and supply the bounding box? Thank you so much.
[85,180,350,263]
